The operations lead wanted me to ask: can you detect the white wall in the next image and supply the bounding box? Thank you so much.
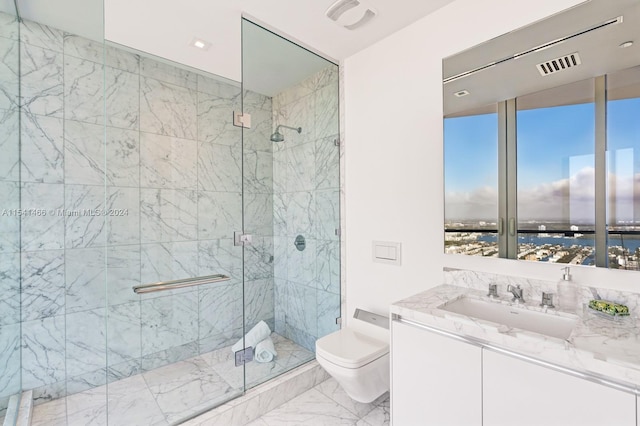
[341,0,640,329]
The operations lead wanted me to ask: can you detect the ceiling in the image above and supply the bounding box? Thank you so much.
[1,0,456,93]
[443,0,640,116]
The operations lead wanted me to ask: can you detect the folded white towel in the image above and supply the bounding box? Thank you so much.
[254,337,277,363]
[231,320,271,354]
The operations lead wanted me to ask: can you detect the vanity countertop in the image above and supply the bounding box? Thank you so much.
[391,284,640,389]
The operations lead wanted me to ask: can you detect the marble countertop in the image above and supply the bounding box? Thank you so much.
[391,284,640,390]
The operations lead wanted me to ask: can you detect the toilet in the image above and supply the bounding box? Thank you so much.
[315,311,389,403]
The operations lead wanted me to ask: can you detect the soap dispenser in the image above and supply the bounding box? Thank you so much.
[557,266,577,312]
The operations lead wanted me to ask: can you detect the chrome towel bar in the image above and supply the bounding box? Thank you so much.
[133,274,230,294]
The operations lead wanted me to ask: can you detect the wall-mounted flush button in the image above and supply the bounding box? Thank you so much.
[372,241,401,265]
[295,235,306,251]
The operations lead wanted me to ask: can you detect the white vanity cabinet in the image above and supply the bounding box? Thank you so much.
[482,350,636,426]
[391,320,482,426]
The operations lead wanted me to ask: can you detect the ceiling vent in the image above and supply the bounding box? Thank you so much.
[536,53,582,76]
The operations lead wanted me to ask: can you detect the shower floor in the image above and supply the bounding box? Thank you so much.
[30,333,313,426]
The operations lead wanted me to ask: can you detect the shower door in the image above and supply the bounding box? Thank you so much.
[0,7,20,423]
[240,19,342,391]
[103,50,247,423]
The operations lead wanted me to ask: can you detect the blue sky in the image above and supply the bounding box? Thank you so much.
[444,97,640,221]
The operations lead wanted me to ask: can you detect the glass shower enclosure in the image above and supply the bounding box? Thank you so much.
[0,4,339,425]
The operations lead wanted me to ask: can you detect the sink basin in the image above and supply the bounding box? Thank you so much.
[439,296,577,340]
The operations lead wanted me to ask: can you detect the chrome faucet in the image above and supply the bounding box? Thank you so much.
[487,284,498,298]
[507,284,525,303]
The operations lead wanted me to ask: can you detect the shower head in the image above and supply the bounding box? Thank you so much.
[270,124,302,142]
[270,131,285,142]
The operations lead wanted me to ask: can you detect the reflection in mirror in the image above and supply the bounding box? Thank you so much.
[516,78,595,264]
[443,0,640,269]
[607,66,640,269]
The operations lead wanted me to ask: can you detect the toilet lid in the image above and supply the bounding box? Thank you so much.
[316,328,389,369]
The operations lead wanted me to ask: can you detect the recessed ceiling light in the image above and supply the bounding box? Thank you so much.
[190,37,211,51]
[454,90,470,97]
[619,41,634,48]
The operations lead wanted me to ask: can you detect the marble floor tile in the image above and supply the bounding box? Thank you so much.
[246,388,360,426]
[106,375,168,426]
[29,335,317,426]
[316,378,376,418]
[142,356,233,423]
[31,397,66,426]
[356,394,390,426]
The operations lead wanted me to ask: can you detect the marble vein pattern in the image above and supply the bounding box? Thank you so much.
[287,142,315,192]
[394,278,640,391]
[0,108,19,181]
[140,56,197,90]
[21,112,64,183]
[30,341,318,426]
[244,192,273,237]
[65,247,105,312]
[247,388,360,426]
[20,19,63,52]
[106,127,140,187]
[140,133,197,190]
[106,244,141,306]
[315,189,340,241]
[140,241,199,292]
[64,185,107,248]
[197,90,240,146]
[0,323,20,398]
[197,141,242,192]
[20,42,63,117]
[315,136,340,190]
[107,302,142,367]
[315,84,339,140]
[0,12,18,40]
[316,240,340,294]
[64,120,105,186]
[197,239,242,280]
[0,38,19,111]
[198,281,243,349]
[64,56,103,124]
[140,77,197,140]
[0,252,20,326]
[197,191,241,240]
[140,291,198,356]
[143,356,232,423]
[0,182,20,253]
[21,249,65,321]
[243,149,273,194]
[20,183,64,251]
[105,66,139,130]
[65,308,107,381]
[21,316,66,390]
[140,188,197,243]
[243,104,273,152]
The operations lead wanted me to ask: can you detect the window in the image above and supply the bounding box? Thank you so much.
[444,67,640,267]
[516,79,595,265]
[607,66,640,270]
[444,108,498,257]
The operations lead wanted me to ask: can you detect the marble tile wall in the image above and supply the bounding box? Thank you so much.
[272,65,341,351]
[0,10,21,418]
[7,15,276,406]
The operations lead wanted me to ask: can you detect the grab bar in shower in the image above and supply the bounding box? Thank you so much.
[133,274,230,294]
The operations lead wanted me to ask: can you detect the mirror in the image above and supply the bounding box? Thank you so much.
[443,0,640,269]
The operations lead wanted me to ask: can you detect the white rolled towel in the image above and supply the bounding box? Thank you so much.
[254,337,277,363]
[231,320,271,353]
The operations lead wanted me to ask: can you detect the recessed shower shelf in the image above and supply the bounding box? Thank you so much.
[133,274,230,294]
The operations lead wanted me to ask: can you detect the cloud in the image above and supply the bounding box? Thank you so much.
[446,167,640,223]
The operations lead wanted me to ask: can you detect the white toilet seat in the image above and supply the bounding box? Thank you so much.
[316,328,388,368]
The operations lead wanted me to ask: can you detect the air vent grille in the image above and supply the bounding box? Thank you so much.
[536,53,582,76]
